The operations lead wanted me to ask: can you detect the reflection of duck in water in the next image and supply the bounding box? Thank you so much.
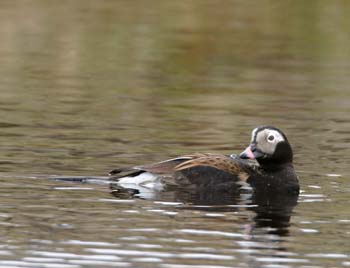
[110,126,299,197]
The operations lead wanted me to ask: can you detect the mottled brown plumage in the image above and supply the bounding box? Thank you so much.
[174,153,244,174]
[109,153,255,188]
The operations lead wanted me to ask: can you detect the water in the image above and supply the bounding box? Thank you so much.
[0,1,349,267]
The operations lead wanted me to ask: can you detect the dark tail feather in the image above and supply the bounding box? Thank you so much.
[109,167,145,179]
[109,168,124,175]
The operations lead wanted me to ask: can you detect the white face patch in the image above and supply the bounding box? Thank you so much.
[266,129,285,144]
[255,128,285,155]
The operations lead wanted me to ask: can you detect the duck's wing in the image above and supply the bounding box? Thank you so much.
[109,153,257,186]
[109,155,198,179]
[174,153,248,174]
[173,153,255,185]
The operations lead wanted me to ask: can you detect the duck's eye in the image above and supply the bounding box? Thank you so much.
[267,135,275,142]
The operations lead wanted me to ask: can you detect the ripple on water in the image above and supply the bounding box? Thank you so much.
[255,257,310,264]
[24,251,129,267]
[178,229,243,238]
[54,187,95,190]
[85,248,173,258]
[0,260,81,268]
[300,228,319,234]
[61,240,120,247]
[132,257,163,263]
[160,265,233,268]
[298,192,330,203]
[0,250,12,256]
[326,174,342,177]
[306,253,349,259]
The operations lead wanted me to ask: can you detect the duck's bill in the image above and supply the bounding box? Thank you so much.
[239,145,256,159]
[239,145,265,160]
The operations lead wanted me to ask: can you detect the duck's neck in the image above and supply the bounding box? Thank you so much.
[259,161,294,172]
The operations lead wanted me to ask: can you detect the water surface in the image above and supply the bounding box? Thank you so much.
[0,1,349,267]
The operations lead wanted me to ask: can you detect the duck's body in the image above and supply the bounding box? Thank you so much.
[109,126,299,195]
[110,153,256,190]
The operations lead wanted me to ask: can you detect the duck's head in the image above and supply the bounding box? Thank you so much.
[239,126,293,170]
